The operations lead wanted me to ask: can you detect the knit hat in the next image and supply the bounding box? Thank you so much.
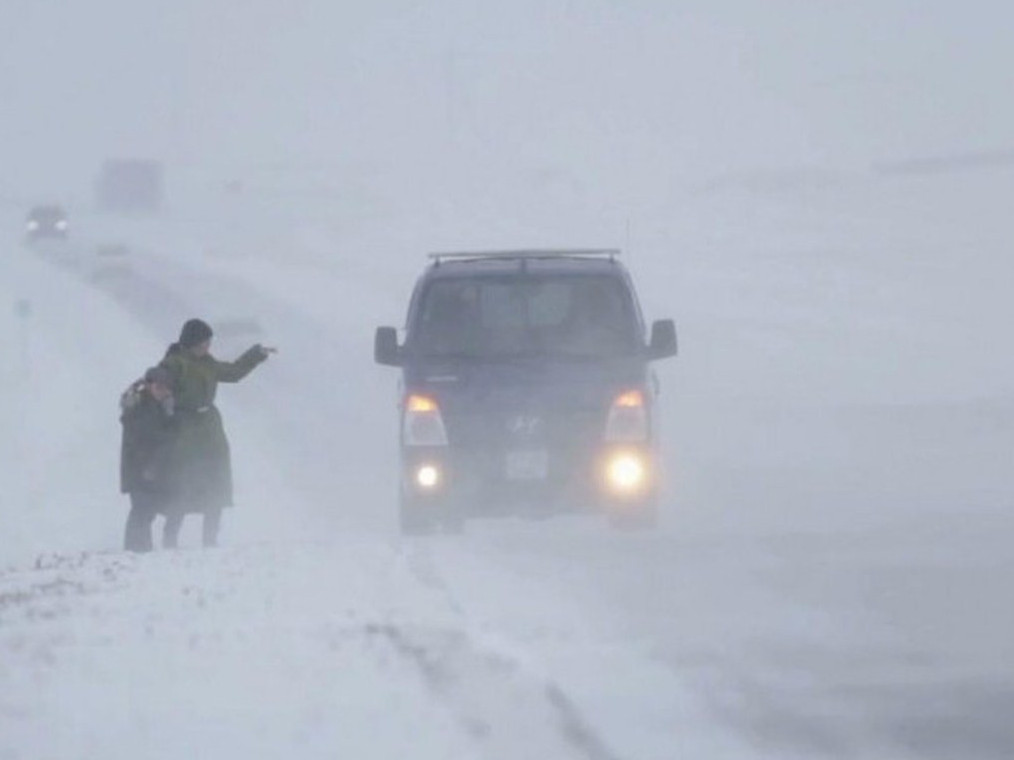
[179,318,213,348]
[143,366,172,387]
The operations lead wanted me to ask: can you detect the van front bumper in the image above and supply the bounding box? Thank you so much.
[400,443,658,517]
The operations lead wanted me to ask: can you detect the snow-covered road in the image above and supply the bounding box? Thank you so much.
[2,518,1010,759]
[1,167,1012,759]
[1,542,682,760]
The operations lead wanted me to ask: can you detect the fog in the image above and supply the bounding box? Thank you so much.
[1,2,1012,758]
[7,2,1014,202]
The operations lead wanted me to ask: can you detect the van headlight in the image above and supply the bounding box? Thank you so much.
[603,451,649,494]
[415,464,442,489]
[402,394,449,447]
[603,389,649,442]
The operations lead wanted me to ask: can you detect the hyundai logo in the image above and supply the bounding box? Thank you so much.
[507,415,543,437]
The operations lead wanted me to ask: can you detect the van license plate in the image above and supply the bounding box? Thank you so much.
[505,450,549,480]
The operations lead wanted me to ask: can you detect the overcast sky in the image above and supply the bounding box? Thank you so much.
[1,1,1012,206]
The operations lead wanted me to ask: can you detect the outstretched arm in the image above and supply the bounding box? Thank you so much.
[215,344,272,383]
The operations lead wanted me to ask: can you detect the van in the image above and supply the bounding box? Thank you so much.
[375,250,677,533]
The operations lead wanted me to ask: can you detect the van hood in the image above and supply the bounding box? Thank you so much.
[404,356,647,413]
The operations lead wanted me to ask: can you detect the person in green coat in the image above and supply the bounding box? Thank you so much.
[159,318,274,548]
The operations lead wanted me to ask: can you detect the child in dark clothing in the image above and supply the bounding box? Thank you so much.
[119,366,177,552]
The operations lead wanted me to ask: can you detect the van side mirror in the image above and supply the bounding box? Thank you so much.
[648,319,677,360]
[374,326,402,366]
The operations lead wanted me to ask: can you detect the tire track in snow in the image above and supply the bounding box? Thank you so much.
[389,540,626,760]
[373,621,624,760]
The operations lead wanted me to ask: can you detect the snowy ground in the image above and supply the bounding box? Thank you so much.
[0,165,1012,758]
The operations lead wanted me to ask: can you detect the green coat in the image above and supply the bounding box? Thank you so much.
[160,343,267,512]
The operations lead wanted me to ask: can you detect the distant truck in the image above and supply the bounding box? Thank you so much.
[94,159,164,214]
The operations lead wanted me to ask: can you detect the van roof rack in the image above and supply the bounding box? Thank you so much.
[428,248,620,265]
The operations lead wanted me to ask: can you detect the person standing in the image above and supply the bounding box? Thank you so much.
[159,318,273,548]
[120,366,177,553]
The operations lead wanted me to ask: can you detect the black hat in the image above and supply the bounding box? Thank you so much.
[179,318,213,348]
[144,366,172,387]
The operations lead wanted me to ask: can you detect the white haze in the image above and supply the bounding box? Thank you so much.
[0,2,1012,758]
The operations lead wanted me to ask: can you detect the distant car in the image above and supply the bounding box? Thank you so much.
[25,205,69,242]
[375,249,678,533]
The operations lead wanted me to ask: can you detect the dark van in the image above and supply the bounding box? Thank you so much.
[375,250,677,533]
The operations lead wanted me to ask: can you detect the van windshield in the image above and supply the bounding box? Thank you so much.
[410,275,642,359]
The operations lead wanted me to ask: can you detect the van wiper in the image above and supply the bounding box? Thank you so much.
[419,349,618,362]
[419,350,547,362]
[418,351,485,360]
